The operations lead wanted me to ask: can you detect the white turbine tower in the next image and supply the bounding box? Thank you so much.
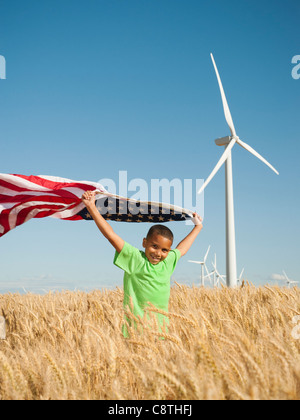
[198,53,279,288]
[188,245,211,286]
[282,271,299,288]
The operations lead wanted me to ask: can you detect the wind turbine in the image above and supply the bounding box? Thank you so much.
[204,254,226,287]
[198,53,279,287]
[211,254,226,287]
[282,271,299,288]
[188,245,212,286]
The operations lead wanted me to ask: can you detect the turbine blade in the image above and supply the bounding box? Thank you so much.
[204,266,213,283]
[220,275,227,284]
[211,53,236,137]
[204,245,211,263]
[236,138,279,175]
[198,138,237,194]
[282,270,289,281]
[188,260,203,265]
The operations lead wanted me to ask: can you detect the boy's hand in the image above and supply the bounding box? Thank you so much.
[191,212,203,227]
[176,212,203,257]
[81,190,97,208]
[81,190,125,253]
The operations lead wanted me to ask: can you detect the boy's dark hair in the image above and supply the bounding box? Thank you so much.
[146,225,174,243]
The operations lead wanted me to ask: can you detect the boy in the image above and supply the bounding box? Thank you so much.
[82,191,203,336]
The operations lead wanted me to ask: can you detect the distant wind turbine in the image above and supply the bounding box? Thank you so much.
[198,53,279,287]
[210,254,226,287]
[188,245,211,286]
[204,254,226,287]
[282,271,299,288]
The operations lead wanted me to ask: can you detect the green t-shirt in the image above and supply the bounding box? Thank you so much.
[114,242,181,336]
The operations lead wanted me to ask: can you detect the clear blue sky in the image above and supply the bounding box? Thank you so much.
[0,0,299,293]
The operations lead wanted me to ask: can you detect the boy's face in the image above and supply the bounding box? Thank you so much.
[142,232,173,265]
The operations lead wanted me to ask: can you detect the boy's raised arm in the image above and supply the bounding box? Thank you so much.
[176,213,203,257]
[81,191,125,253]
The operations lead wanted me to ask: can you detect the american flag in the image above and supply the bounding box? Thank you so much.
[0,174,193,238]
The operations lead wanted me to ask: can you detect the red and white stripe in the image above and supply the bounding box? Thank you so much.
[0,174,107,237]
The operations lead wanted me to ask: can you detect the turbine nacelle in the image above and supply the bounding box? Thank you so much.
[215,136,233,146]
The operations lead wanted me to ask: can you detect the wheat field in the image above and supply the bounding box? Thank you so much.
[0,283,300,400]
